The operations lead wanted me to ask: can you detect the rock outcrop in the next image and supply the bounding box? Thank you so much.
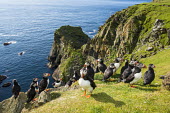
[0,75,7,82]
[0,92,27,113]
[48,25,90,81]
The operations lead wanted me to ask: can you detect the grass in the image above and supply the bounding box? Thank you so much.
[23,48,170,113]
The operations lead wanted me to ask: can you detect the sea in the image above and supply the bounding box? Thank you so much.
[0,0,151,102]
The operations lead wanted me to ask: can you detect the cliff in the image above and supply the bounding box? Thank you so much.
[49,1,170,81]
[82,2,170,60]
[48,25,90,81]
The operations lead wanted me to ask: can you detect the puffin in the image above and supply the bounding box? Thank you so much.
[26,78,38,103]
[120,60,136,82]
[114,57,123,70]
[95,58,107,73]
[52,78,62,88]
[65,78,74,88]
[78,68,96,98]
[12,79,21,99]
[120,60,129,75]
[82,62,95,80]
[124,62,146,87]
[30,78,38,88]
[38,73,50,94]
[143,64,155,85]
[103,63,116,82]
[72,70,80,81]
[65,71,80,88]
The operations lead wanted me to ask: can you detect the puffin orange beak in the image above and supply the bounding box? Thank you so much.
[47,73,51,76]
[35,78,39,81]
[83,65,86,67]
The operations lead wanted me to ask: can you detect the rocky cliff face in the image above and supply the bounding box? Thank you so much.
[48,25,90,81]
[49,2,170,81]
[0,92,27,113]
[83,3,170,61]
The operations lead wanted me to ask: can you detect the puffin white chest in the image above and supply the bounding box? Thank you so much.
[130,72,142,84]
[114,63,120,70]
[46,78,49,89]
[53,82,61,88]
[78,78,91,89]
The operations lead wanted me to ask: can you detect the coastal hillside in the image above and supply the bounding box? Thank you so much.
[25,47,170,113]
[1,0,170,113]
[82,0,170,60]
[49,0,170,81]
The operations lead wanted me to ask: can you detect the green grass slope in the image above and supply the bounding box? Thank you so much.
[25,48,170,113]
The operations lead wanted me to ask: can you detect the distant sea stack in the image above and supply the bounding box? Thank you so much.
[48,1,170,82]
[48,25,90,81]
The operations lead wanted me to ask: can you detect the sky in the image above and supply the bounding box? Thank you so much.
[0,0,151,6]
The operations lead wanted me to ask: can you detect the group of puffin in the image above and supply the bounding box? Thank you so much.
[11,57,156,101]
[12,73,52,103]
[77,58,156,97]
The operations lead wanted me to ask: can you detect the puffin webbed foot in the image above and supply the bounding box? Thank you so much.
[130,85,137,88]
[86,95,91,98]
[33,98,38,101]
[81,90,86,96]
[45,89,50,92]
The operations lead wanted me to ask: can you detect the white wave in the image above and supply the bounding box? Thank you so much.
[88,29,97,34]
[8,41,17,44]
[0,33,18,37]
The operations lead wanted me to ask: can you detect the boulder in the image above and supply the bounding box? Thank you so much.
[0,75,7,82]
[146,47,154,51]
[3,42,12,46]
[0,92,27,113]
[2,82,11,87]
[160,73,170,90]
[38,91,51,105]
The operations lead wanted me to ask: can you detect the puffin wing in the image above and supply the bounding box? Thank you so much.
[124,73,135,83]
[144,71,149,83]
[120,66,126,75]
[27,88,36,103]
[86,76,97,89]
[12,85,21,98]
[103,68,113,80]
[95,66,99,73]
[99,64,107,73]
[122,69,132,79]
[38,79,48,93]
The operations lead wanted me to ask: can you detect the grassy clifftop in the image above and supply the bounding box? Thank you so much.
[26,49,170,113]
[37,1,170,112]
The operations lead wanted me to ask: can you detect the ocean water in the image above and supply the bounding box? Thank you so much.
[0,0,151,102]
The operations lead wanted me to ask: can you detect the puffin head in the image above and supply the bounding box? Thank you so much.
[109,63,115,69]
[32,78,38,87]
[115,57,124,63]
[13,79,17,83]
[97,58,103,63]
[135,62,147,68]
[33,78,38,82]
[84,62,90,67]
[43,73,51,78]
[13,79,18,85]
[81,70,87,78]
[148,64,155,68]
